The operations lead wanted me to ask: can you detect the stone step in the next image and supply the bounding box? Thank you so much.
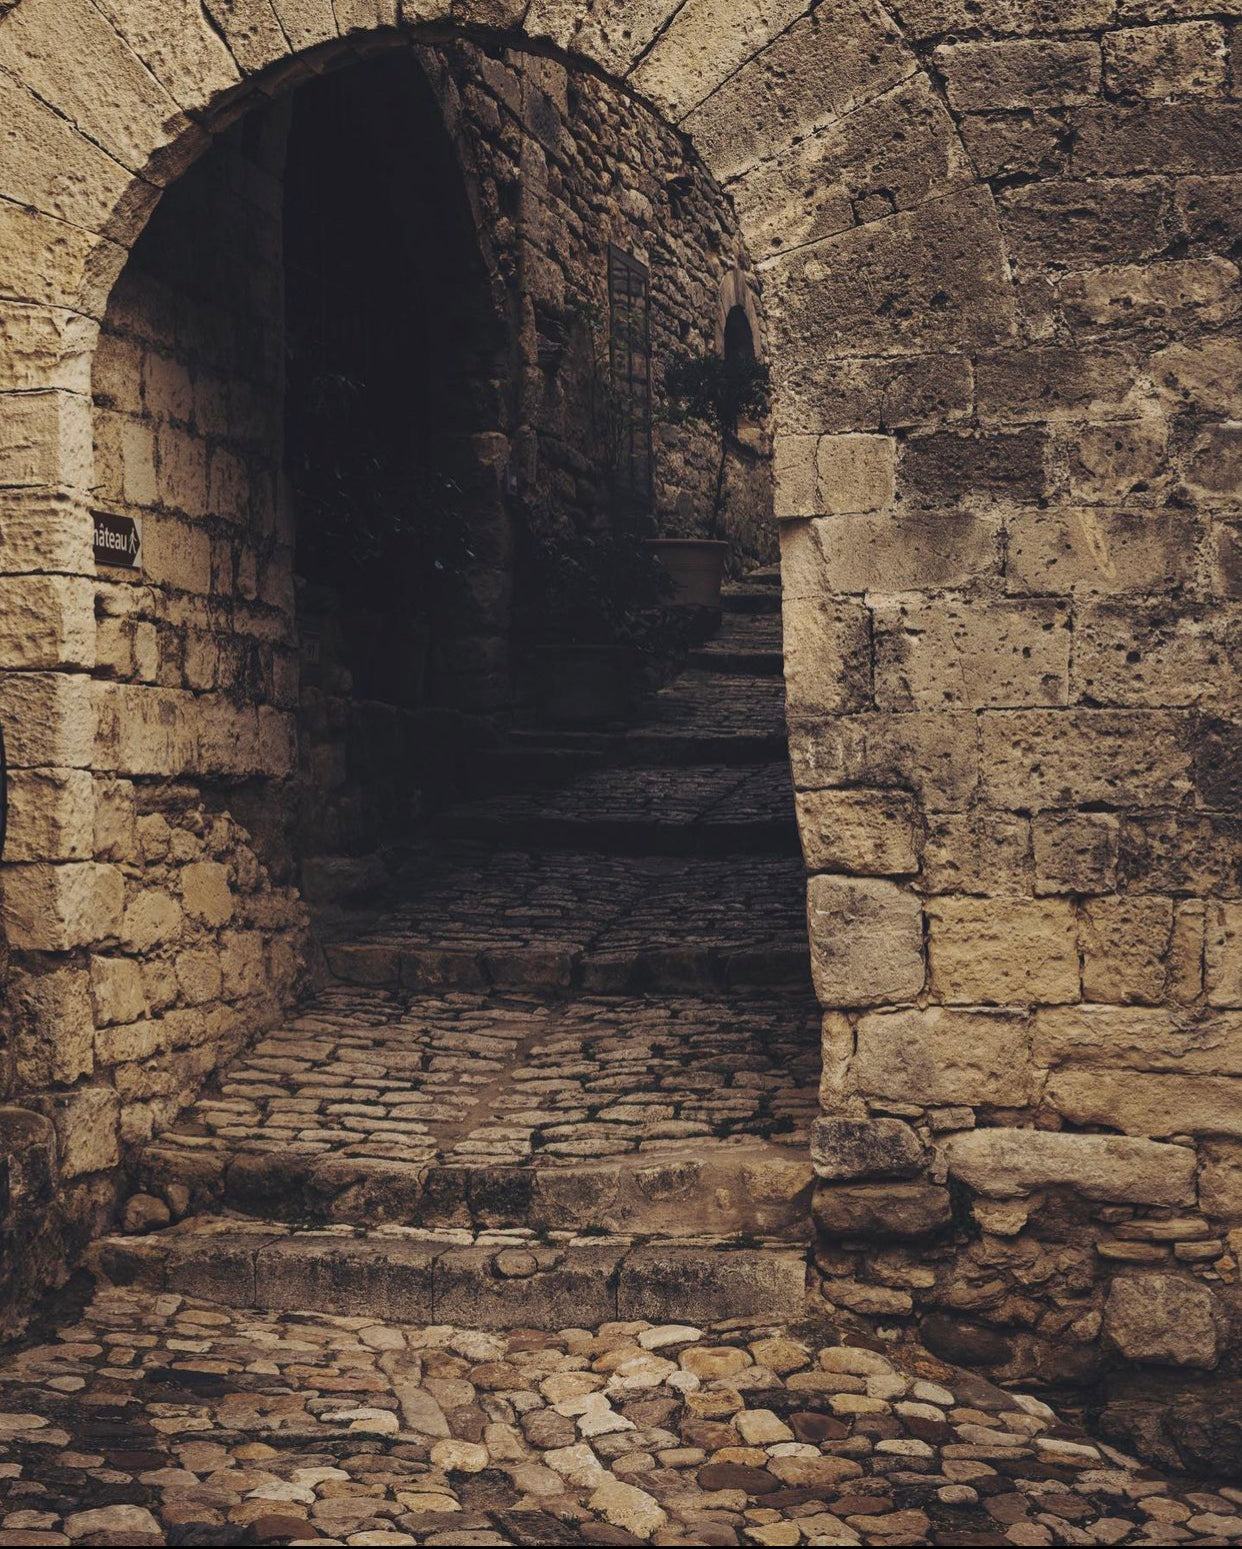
[322,851,811,995]
[137,1140,816,1241]
[687,645,784,675]
[440,763,799,856]
[720,586,781,615]
[90,1217,809,1329]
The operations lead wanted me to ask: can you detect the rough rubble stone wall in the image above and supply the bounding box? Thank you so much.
[425,39,771,565]
[0,0,1239,1375]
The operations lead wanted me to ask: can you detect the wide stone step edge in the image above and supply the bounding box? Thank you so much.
[133,1142,817,1242]
[89,1220,810,1330]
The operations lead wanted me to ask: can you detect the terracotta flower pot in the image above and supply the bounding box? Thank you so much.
[644,538,728,610]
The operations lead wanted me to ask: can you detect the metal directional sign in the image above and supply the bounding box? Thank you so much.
[93,511,142,570]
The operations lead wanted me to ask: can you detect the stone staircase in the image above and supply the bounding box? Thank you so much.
[97,570,819,1326]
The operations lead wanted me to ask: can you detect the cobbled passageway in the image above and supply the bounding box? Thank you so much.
[4,575,1241,1546]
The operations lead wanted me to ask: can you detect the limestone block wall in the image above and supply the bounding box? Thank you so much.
[0,0,1239,1376]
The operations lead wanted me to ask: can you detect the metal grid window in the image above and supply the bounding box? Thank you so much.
[607,244,654,505]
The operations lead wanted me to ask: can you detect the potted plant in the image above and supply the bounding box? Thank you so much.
[653,345,772,609]
[516,495,672,727]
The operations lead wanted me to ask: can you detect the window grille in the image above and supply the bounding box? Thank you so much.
[607,244,653,505]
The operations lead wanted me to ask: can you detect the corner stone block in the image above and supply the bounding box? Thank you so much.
[815,434,895,515]
[5,767,94,861]
[807,876,924,1008]
[0,575,93,670]
[35,1085,120,1178]
[941,1128,1197,1207]
[773,434,819,519]
[782,594,872,719]
[810,1116,924,1183]
[0,489,94,575]
[9,963,94,1087]
[2,862,124,952]
[0,390,92,489]
[853,1006,1035,1108]
[0,672,94,769]
[796,787,920,875]
[1103,1273,1219,1369]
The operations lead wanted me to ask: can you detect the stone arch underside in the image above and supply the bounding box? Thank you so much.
[3,0,1240,1384]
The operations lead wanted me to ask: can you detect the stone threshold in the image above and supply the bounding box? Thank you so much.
[136,1139,817,1240]
[90,1217,810,1329]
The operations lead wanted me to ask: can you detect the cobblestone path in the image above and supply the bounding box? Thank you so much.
[140,573,823,1237]
[1,1289,1239,1546]
[21,571,1242,1544]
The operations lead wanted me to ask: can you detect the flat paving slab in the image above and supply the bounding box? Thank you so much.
[0,1280,1237,1545]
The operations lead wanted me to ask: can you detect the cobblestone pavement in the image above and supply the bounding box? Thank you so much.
[1,1286,1239,1547]
[323,852,811,994]
[152,988,820,1171]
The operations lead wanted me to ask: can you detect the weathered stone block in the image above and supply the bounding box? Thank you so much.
[1033,811,1119,895]
[1060,257,1238,334]
[999,179,1171,268]
[1104,1273,1219,1368]
[854,1006,1034,1108]
[5,767,93,861]
[731,76,968,263]
[767,188,1015,358]
[780,581,871,722]
[941,1128,1197,1205]
[927,896,1079,1005]
[90,955,147,1028]
[256,1236,437,1321]
[180,860,233,928]
[0,574,92,670]
[815,434,895,515]
[1047,1069,1242,1136]
[1033,1004,1242,1075]
[1105,21,1227,99]
[2,861,124,951]
[897,0,1112,38]
[36,1085,120,1178]
[617,1243,805,1324]
[899,425,1047,509]
[791,711,980,812]
[221,930,266,1000]
[812,511,1002,595]
[630,0,821,120]
[1074,102,1242,176]
[810,1116,924,1183]
[678,0,910,179]
[1207,901,1242,1007]
[936,39,1100,111]
[807,876,924,1007]
[119,889,184,954]
[980,710,1194,808]
[9,964,94,1086]
[1081,895,1173,1004]
[1200,1140,1242,1219]
[874,599,1070,711]
[1005,508,1194,597]
[813,1181,952,1240]
[796,788,920,876]
[437,1241,621,1328]
[921,810,1031,895]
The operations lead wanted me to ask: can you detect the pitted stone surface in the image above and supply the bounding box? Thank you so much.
[0,1283,1237,1546]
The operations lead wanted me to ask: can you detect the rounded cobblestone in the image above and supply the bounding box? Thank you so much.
[0,1288,1237,1547]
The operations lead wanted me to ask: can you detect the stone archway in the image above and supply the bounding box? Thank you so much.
[1,0,1238,1387]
